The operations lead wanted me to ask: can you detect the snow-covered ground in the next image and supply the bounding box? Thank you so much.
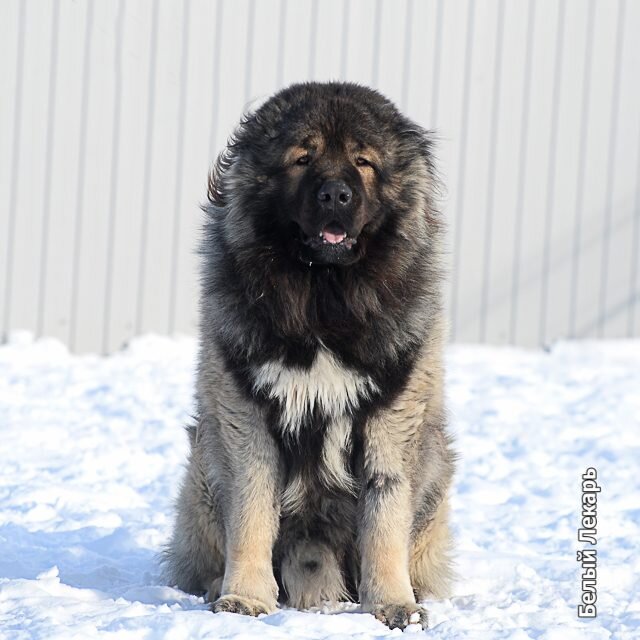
[0,333,638,639]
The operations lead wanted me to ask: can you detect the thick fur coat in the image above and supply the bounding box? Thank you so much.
[164,82,455,630]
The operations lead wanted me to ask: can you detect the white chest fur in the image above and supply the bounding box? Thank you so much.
[252,349,378,436]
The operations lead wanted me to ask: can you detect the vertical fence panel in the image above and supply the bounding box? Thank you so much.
[101,0,126,353]
[6,0,57,337]
[403,0,438,124]
[39,1,84,344]
[101,1,152,353]
[574,0,621,339]
[0,0,21,336]
[341,0,376,85]
[171,0,221,337]
[248,0,283,98]
[445,0,475,341]
[482,0,530,345]
[537,0,566,346]
[213,0,252,150]
[599,0,640,339]
[135,0,180,338]
[71,0,119,352]
[596,0,625,339]
[632,168,640,336]
[36,0,60,339]
[68,0,94,350]
[543,0,589,347]
[373,0,408,100]
[455,0,499,343]
[313,0,348,83]
[1,0,639,352]
[511,0,561,347]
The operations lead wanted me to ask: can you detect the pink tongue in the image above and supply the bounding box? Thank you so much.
[322,229,346,244]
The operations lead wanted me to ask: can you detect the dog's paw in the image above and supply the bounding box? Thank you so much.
[211,594,274,617]
[370,603,429,630]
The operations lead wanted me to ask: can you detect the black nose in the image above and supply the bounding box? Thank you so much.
[317,180,352,207]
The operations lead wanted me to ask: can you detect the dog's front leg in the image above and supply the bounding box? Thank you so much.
[358,412,429,630]
[211,424,282,617]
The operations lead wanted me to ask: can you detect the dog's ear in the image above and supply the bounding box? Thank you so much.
[399,125,444,226]
[416,127,445,200]
[402,125,437,171]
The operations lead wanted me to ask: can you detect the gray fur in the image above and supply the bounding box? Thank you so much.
[163,82,456,631]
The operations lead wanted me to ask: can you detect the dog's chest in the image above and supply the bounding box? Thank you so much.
[251,349,378,435]
[252,350,376,509]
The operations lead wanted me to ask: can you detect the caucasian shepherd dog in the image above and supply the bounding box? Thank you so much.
[164,82,455,630]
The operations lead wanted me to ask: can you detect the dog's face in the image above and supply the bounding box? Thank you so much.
[278,132,384,266]
[215,83,433,268]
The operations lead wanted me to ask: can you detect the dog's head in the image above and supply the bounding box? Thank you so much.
[209,82,436,267]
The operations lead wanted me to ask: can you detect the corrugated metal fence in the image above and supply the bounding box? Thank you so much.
[1,0,639,353]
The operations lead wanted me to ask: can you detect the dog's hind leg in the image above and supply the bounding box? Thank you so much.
[410,494,455,600]
[162,426,225,597]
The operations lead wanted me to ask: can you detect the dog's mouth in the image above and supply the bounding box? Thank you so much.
[299,221,358,250]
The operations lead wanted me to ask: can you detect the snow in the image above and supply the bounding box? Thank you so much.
[0,333,638,639]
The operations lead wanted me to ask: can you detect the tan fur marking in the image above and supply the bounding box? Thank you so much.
[281,472,308,515]
[283,145,310,166]
[320,415,356,494]
[282,136,325,166]
[345,139,383,166]
[359,478,415,607]
[360,328,450,608]
[410,496,454,600]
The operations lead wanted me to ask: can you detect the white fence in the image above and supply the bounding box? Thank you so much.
[1,0,639,353]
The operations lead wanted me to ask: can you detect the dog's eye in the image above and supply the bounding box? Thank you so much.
[355,157,371,167]
[296,155,311,166]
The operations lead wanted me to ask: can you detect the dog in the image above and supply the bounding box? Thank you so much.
[164,82,455,630]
